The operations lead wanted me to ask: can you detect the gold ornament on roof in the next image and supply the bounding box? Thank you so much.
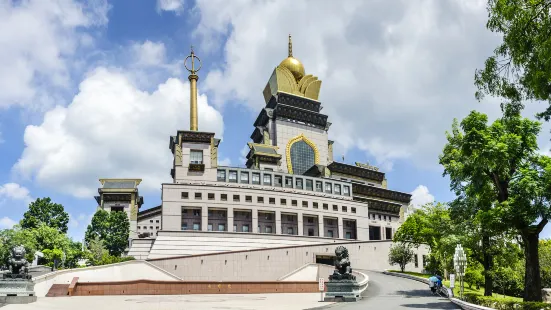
[262,34,322,103]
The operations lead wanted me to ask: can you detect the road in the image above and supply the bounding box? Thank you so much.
[313,271,460,310]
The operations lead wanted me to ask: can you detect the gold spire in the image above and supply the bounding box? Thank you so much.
[184,45,202,131]
[279,34,305,81]
[288,34,293,57]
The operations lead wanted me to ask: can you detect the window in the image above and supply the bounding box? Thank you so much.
[257,196,264,203]
[346,232,352,239]
[156,220,159,223]
[264,168,273,171]
[325,183,333,194]
[323,203,328,210]
[275,175,282,187]
[292,200,298,206]
[150,220,153,223]
[190,150,203,164]
[181,192,189,199]
[327,230,334,238]
[306,179,313,191]
[193,223,200,230]
[144,226,147,230]
[269,197,275,204]
[181,223,187,230]
[290,140,315,175]
[378,215,381,220]
[240,171,249,183]
[333,205,338,211]
[182,209,188,214]
[229,170,238,182]
[221,194,227,201]
[208,193,215,200]
[233,225,237,232]
[193,210,200,217]
[285,177,293,188]
[302,201,308,208]
[263,174,272,185]
[287,227,294,234]
[242,225,249,232]
[137,226,141,229]
[343,186,350,196]
[208,224,213,231]
[334,184,341,195]
[218,224,225,231]
[307,217,314,223]
[281,199,287,205]
[258,225,260,233]
[327,219,333,225]
[308,228,315,236]
[315,181,323,192]
[296,178,303,189]
[265,226,272,233]
[245,195,252,202]
[252,173,260,184]
[351,207,356,213]
[195,192,202,199]
[342,206,347,212]
[217,169,226,181]
[386,227,392,240]
[415,255,419,268]
[156,226,159,230]
[313,202,318,209]
[233,195,240,202]
[422,255,427,267]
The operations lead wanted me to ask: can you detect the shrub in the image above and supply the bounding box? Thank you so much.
[463,293,551,310]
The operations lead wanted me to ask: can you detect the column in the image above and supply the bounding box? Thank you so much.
[297,211,303,236]
[338,216,344,239]
[201,205,208,232]
[318,215,324,237]
[275,210,282,234]
[252,208,259,233]
[227,206,234,233]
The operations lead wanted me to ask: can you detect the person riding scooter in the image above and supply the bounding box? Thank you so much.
[428,275,443,295]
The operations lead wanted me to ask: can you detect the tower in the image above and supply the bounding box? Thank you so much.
[246,35,333,174]
[169,46,220,183]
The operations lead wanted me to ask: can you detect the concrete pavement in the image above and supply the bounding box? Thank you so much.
[311,271,459,309]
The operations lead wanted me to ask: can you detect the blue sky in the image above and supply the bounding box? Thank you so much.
[0,0,550,240]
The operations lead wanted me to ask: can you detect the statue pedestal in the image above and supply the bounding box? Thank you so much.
[323,280,362,302]
[0,279,37,304]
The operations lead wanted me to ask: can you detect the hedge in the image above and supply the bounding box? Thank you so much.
[463,293,551,310]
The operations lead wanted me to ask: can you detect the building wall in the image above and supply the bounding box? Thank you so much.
[274,121,329,174]
[162,182,368,241]
[174,141,217,182]
[148,240,430,281]
[137,213,161,237]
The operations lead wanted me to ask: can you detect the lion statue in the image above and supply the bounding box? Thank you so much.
[5,245,30,279]
[329,246,356,281]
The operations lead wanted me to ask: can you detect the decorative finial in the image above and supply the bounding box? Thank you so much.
[184,45,202,75]
[288,34,293,57]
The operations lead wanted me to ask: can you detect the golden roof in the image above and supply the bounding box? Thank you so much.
[278,34,305,82]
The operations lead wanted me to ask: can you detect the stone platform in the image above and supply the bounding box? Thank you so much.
[323,280,362,302]
[0,279,37,304]
[0,295,38,304]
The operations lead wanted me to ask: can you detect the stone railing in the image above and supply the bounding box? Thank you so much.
[383,270,496,310]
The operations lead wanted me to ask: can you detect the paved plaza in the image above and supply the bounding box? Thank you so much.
[1,271,459,310]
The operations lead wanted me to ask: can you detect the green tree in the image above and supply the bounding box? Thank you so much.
[439,110,550,301]
[85,210,129,257]
[388,243,414,272]
[540,239,551,288]
[475,0,551,120]
[20,197,69,233]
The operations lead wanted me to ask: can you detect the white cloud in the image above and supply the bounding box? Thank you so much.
[192,0,519,170]
[132,41,167,67]
[0,183,32,205]
[0,0,109,109]
[410,185,435,208]
[0,217,17,229]
[218,158,231,166]
[157,0,185,14]
[13,67,224,198]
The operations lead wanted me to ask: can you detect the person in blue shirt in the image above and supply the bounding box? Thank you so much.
[428,275,443,295]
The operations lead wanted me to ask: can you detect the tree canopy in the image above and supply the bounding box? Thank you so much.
[20,197,69,233]
[85,210,130,257]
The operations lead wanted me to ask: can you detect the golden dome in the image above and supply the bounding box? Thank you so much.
[278,34,305,82]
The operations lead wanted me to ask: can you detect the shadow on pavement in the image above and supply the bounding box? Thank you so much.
[396,289,432,298]
[401,301,458,309]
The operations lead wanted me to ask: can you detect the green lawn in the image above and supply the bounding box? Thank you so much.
[387,270,523,302]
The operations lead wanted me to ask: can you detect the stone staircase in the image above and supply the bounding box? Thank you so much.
[46,284,69,297]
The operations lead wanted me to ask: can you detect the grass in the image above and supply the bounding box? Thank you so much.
[387,270,523,302]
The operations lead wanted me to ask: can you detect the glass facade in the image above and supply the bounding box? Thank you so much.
[290,140,315,175]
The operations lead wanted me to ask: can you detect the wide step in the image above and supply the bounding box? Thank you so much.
[46,284,69,297]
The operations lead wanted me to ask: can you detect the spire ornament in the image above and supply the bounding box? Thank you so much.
[184,45,202,131]
[288,34,293,57]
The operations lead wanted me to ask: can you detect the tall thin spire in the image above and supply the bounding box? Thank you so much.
[288,34,293,57]
[184,45,202,131]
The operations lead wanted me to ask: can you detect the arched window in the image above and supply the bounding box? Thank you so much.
[290,140,315,175]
